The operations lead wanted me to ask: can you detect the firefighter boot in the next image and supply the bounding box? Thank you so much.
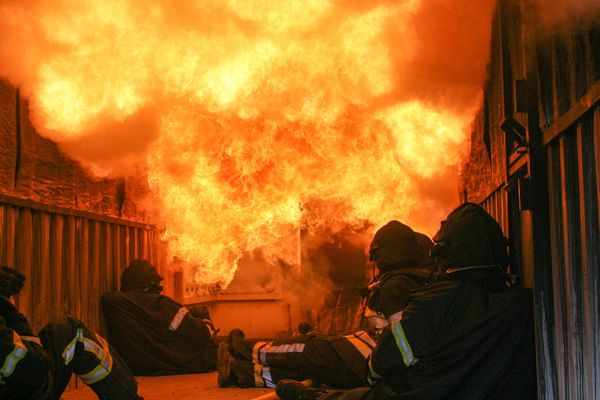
[228,328,252,360]
[217,341,236,387]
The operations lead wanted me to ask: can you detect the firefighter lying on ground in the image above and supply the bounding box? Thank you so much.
[276,203,537,400]
[217,220,432,389]
[0,266,143,400]
[101,259,218,375]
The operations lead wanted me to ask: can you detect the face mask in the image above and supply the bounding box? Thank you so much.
[144,283,163,294]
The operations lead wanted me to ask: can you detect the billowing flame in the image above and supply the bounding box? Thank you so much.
[0,0,494,286]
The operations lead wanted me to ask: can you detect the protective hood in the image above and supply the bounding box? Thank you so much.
[432,202,510,269]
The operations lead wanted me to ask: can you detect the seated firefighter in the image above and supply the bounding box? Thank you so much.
[0,266,142,400]
[101,259,217,375]
[217,220,432,389]
[277,203,537,400]
[362,221,434,335]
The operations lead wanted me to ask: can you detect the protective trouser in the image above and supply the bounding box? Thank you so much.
[38,316,142,400]
[232,332,375,389]
[250,337,312,388]
[0,324,50,399]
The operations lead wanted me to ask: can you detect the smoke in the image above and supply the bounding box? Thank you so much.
[0,0,495,286]
[533,0,600,26]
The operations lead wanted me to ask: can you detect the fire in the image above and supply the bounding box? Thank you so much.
[0,0,494,286]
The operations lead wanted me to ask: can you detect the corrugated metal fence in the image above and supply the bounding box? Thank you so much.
[545,104,600,400]
[481,186,509,235]
[0,194,157,336]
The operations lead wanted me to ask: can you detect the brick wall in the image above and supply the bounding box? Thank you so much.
[460,108,498,203]
[0,79,150,222]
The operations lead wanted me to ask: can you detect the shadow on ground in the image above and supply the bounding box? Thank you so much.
[61,372,273,400]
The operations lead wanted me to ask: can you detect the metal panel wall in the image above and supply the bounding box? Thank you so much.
[463,1,600,397]
[481,186,510,235]
[481,186,532,286]
[545,105,600,400]
[0,199,157,336]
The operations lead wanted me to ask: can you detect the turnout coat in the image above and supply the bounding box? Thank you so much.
[0,298,50,399]
[102,290,216,375]
[363,267,537,400]
[1,297,141,400]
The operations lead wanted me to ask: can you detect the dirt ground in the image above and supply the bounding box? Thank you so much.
[61,372,274,400]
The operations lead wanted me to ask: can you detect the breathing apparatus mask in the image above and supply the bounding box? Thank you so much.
[120,259,164,293]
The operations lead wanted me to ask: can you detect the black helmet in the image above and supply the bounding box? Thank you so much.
[0,266,25,298]
[120,259,164,292]
[431,203,510,269]
[369,220,422,272]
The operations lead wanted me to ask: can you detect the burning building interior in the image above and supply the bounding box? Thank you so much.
[0,0,598,399]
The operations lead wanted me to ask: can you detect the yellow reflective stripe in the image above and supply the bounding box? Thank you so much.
[252,342,271,364]
[21,336,42,346]
[169,307,189,331]
[81,337,112,368]
[63,329,84,365]
[391,321,417,366]
[0,331,27,378]
[61,329,113,384]
[252,341,268,365]
[78,334,113,384]
[78,355,113,384]
[253,363,265,387]
[344,335,374,359]
[353,330,377,348]
[368,356,382,381]
[81,338,106,360]
[344,330,376,359]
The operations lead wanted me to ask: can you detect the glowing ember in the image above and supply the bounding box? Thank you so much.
[0,0,494,286]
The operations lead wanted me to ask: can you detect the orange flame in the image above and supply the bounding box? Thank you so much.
[0,0,494,286]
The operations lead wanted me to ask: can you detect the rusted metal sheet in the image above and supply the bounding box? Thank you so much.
[0,200,158,337]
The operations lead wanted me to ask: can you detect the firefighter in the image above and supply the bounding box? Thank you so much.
[362,221,433,337]
[218,220,432,390]
[218,326,377,389]
[101,259,218,375]
[276,203,537,400]
[0,266,142,400]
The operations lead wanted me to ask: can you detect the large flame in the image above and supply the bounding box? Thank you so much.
[0,0,494,286]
